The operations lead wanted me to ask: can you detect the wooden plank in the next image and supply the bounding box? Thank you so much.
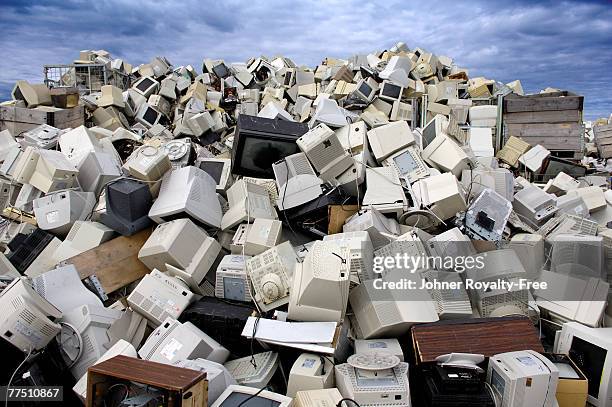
[69,227,153,294]
[504,109,581,124]
[506,123,583,151]
[0,106,48,124]
[503,94,583,113]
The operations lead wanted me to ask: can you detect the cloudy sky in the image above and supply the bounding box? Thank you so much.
[0,0,610,119]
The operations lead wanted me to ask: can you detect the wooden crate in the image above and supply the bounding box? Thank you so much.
[86,355,207,407]
[594,124,612,158]
[0,105,84,135]
[503,91,584,160]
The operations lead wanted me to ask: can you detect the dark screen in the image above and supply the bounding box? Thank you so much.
[358,82,372,98]
[198,161,225,184]
[422,119,438,148]
[213,63,229,78]
[143,107,158,125]
[382,83,401,99]
[570,336,607,398]
[136,77,155,93]
[239,137,298,175]
[220,392,281,407]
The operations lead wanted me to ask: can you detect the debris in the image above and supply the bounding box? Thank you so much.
[0,44,610,407]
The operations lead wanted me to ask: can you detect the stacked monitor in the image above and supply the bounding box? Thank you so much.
[288,241,350,322]
[149,166,223,229]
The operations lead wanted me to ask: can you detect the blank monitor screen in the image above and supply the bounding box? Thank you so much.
[382,83,401,99]
[143,107,158,125]
[199,161,225,184]
[220,393,280,407]
[240,137,298,175]
[570,336,606,398]
[213,64,230,78]
[358,82,372,98]
[394,151,420,175]
[136,78,154,93]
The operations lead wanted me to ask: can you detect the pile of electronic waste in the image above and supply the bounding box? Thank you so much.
[0,43,611,407]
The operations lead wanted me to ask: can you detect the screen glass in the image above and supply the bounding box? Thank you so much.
[382,83,401,99]
[490,369,505,403]
[136,77,155,93]
[220,392,281,407]
[143,108,158,125]
[393,151,420,175]
[570,336,607,398]
[199,161,225,184]
[358,82,372,98]
[421,119,438,148]
[239,136,299,177]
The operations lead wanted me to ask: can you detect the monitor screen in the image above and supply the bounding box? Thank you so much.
[382,83,401,99]
[213,64,229,78]
[283,71,293,86]
[490,368,505,402]
[136,78,155,93]
[358,82,372,98]
[422,121,437,148]
[143,108,158,125]
[239,137,298,176]
[570,336,607,398]
[220,392,281,407]
[393,151,420,175]
[199,161,225,184]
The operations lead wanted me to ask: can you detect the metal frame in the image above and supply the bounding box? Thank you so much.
[43,64,131,94]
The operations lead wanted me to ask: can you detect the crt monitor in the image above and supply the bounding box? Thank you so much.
[231,114,309,178]
[287,241,350,322]
[554,322,612,406]
[100,178,153,236]
[197,158,233,193]
[212,385,293,407]
[138,317,229,365]
[0,277,62,352]
[148,166,223,230]
[32,190,96,236]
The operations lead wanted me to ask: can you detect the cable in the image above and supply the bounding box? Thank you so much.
[331,252,347,264]
[484,381,498,407]
[249,315,261,370]
[336,398,361,407]
[5,346,33,407]
[237,386,267,407]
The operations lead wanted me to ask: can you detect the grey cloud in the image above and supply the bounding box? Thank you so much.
[0,0,610,119]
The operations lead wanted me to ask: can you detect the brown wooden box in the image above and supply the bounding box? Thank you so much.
[503,92,584,159]
[411,317,544,364]
[594,124,612,158]
[0,104,84,135]
[86,355,207,407]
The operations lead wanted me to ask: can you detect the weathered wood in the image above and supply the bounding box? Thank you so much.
[504,109,581,124]
[504,93,583,113]
[506,123,583,151]
[0,105,84,135]
[69,227,153,294]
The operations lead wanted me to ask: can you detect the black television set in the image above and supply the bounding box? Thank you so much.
[231,115,309,178]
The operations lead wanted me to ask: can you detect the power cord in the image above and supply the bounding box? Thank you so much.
[336,398,361,407]
[5,346,33,407]
[237,386,268,407]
